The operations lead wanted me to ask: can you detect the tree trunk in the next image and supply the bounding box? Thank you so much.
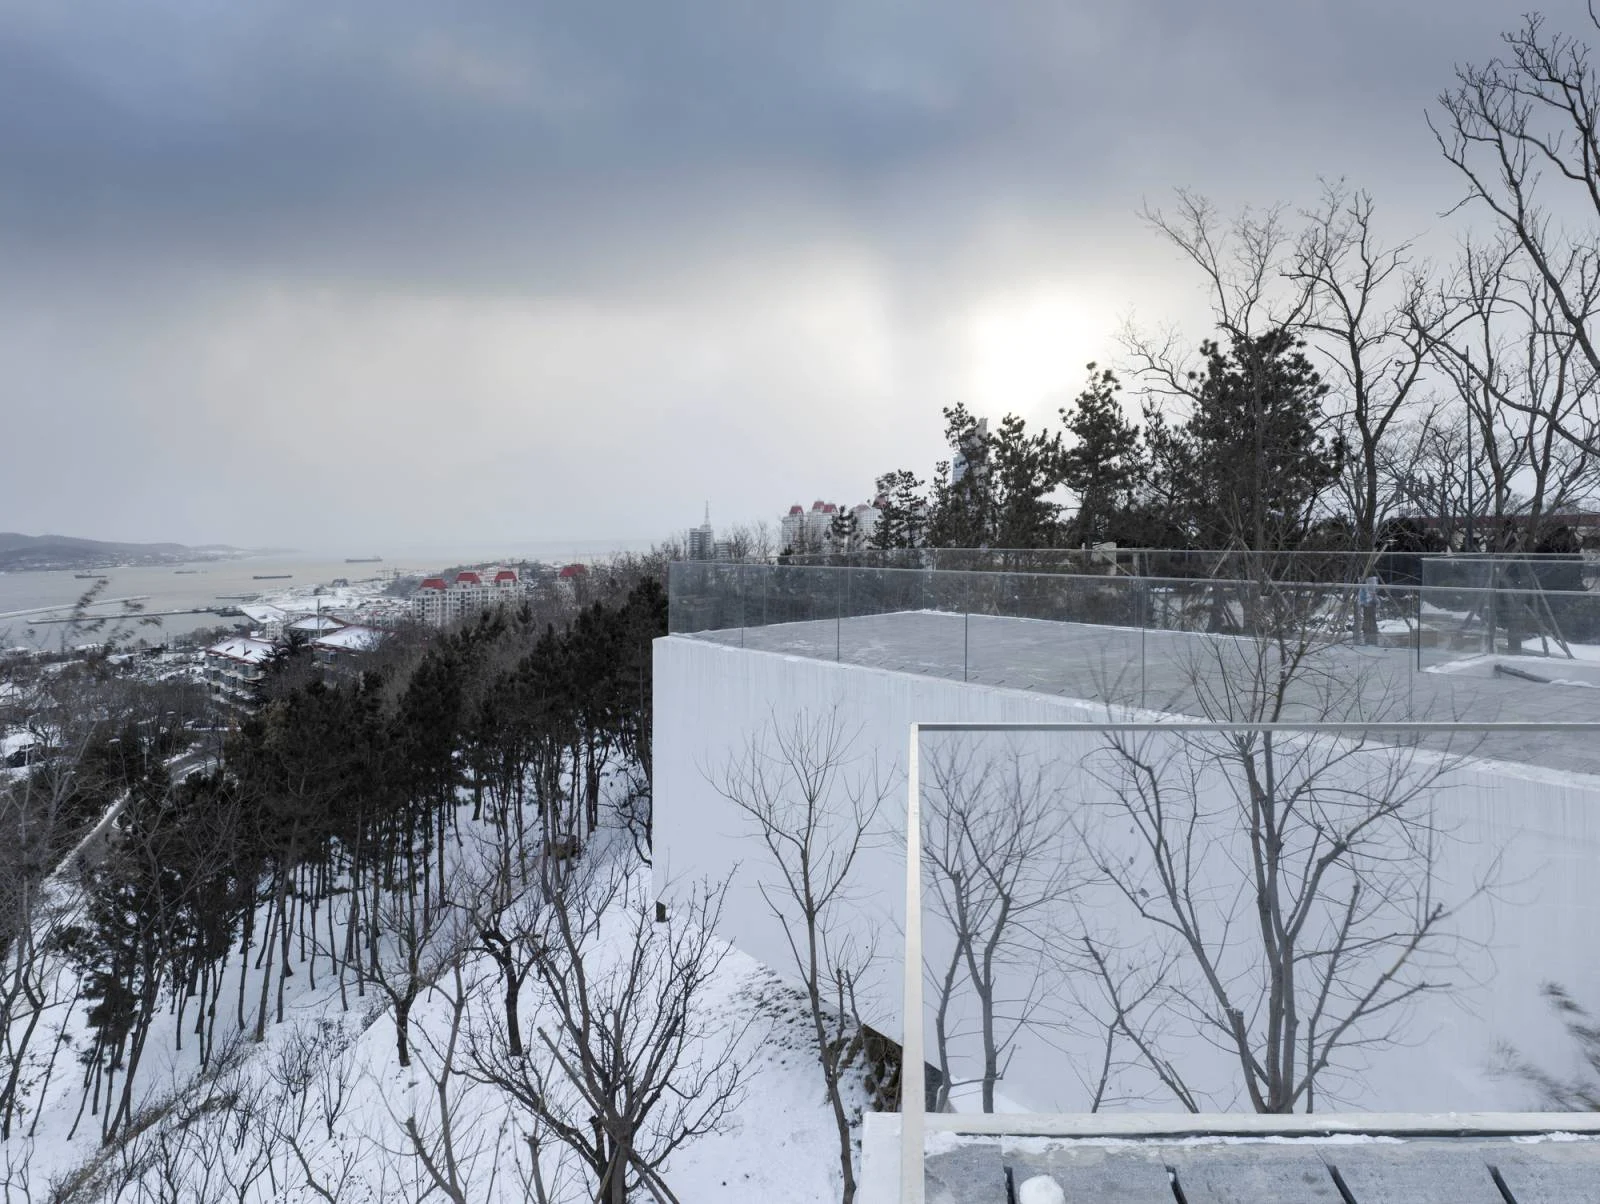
[395,994,413,1068]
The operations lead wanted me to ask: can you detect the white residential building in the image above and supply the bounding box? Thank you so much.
[781,498,882,553]
[410,567,527,627]
[202,635,277,709]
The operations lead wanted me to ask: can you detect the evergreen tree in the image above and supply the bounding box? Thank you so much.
[827,506,861,553]
[1149,329,1342,550]
[1060,364,1146,545]
[925,404,1065,549]
[869,469,927,549]
[988,413,1066,548]
[926,404,994,547]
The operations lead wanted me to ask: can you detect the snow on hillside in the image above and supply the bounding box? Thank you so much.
[4,825,869,1204]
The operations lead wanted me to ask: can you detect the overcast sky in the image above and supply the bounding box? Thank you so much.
[0,0,1542,551]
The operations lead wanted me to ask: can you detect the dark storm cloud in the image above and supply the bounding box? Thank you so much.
[0,2,1504,262]
[0,0,1542,547]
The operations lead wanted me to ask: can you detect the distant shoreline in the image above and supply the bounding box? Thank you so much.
[0,532,256,575]
[0,551,247,575]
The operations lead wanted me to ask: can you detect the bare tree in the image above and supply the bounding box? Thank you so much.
[1413,236,1600,551]
[920,739,1076,1112]
[264,1028,368,1204]
[713,709,888,1204]
[1139,190,1318,346]
[1433,10,1600,458]
[396,961,502,1204]
[1378,402,1478,551]
[1291,183,1432,547]
[1133,185,1435,553]
[1077,718,1484,1113]
[363,867,477,1069]
[467,860,749,1204]
[1,1136,34,1204]
[1125,191,1317,434]
[722,520,777,564]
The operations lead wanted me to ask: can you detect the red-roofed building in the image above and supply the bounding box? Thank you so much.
[781,498,882,553]
[411,565,530,627]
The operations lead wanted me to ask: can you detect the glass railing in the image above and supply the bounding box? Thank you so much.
[894,719,1600,1201]
[777,546,1439,583]
[669,560,1600,717]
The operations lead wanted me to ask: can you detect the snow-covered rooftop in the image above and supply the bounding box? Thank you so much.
[287,614,345,633]
[204,636,277,665]
[312,625,385,652]
[238,603,286,625]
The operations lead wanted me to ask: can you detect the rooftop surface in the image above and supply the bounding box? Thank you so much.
[927,1133,1599,1203]
[860,1114,1600,1204]
[684,611,1600,775]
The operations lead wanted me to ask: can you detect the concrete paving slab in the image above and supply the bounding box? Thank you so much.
[924,1142,1007,1204]
[1318,1141,1508,1203]
[1161,1145,1344,1203]
[1487,1143,1600,1203]
[997,1142,1175,1204]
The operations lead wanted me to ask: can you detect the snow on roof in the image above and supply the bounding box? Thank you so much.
[239,603,287,624]
[288,615,346,632]
[312,625,386,652]
[788,504,804,515]
[204,636,277,665]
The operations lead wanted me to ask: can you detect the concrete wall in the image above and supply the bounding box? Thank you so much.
[654,634,1600,1113]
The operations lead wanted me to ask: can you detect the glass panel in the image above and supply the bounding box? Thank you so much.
[675,557,1600,724]
[903,719,1600,1194]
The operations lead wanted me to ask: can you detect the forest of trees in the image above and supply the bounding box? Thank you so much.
[848,16,1600,563]
[0,563,670,1191]
[10,7,1600,1203]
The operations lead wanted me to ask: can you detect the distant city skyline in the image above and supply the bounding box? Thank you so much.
[0,0,1537,547]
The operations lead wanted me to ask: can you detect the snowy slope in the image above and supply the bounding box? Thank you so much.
[4,824,867,1203]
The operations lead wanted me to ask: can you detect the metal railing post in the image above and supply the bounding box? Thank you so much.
[901,722,925,1204]
[1140,579,1148,710]
[963,573,970,682]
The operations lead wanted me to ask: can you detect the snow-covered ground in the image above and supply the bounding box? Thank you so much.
[3,803,867,1204]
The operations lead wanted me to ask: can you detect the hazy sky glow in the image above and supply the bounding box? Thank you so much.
[0,0,1535,549]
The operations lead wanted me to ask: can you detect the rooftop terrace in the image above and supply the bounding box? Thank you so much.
[669,559,1600,775]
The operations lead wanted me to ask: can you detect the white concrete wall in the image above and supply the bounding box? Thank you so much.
[654,635,1600,1114]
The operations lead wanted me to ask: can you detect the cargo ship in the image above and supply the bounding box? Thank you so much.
[252,574,292,580]
[344,556,383,563]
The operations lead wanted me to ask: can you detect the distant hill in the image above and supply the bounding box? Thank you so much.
[0,532,242,572]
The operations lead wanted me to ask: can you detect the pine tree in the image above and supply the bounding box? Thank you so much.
[1151,329,1342,550]
[1061,364,1145,545]
[926,404,993,547]
[988,412,1065,548]
[869,470,927,549]
[828,507,860,553]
